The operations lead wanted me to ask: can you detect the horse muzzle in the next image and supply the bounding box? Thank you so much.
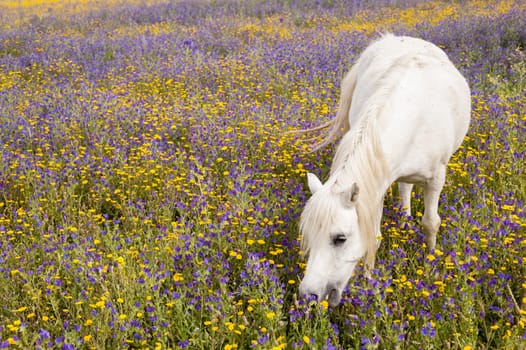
[299,281,342,307]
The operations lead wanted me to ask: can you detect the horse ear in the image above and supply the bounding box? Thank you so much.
[342,182,359,207]
[307,173,323,194]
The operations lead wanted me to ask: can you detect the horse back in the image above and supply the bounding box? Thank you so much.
[349,34,471,182]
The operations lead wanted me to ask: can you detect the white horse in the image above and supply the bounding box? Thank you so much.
[298,34,471,306]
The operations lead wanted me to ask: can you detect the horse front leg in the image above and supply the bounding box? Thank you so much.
[398,182,414,216]
[422,168,446,251]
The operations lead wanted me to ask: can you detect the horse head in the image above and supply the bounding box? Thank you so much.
[298,173,366,306]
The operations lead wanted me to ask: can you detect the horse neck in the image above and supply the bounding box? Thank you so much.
[333,158,390,217]
[329,126,391,269]
[330,116,391,210]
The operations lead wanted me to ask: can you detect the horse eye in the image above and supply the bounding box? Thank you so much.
[332,234,347,246]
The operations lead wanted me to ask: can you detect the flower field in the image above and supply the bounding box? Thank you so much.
[0,0,525,348]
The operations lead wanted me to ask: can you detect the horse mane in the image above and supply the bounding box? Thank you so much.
[300,188,339,252]
[300,61,409,271]
[332,106,387,271]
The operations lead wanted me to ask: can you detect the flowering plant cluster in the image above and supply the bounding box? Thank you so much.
[0,0,525,348]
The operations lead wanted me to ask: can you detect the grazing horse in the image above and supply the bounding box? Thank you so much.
[298,34,471,306]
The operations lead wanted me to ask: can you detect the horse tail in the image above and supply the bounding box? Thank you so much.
[290,64,358,152]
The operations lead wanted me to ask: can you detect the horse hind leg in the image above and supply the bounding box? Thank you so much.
[422,168,446,251]
[398,182,414,216]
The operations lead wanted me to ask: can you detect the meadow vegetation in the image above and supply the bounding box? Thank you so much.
[0,0,525,348]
